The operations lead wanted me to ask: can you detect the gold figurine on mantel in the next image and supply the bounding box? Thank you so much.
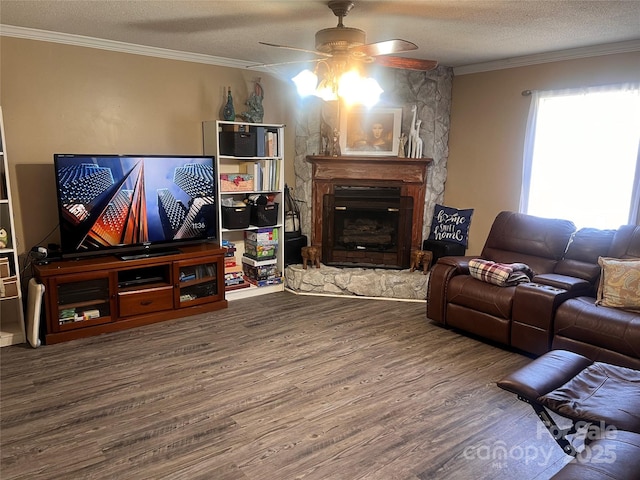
[331,128,341,157]
[398,132,407,158]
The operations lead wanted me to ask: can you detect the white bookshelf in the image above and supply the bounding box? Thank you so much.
[0,106,26,346]
[203,120,286,300]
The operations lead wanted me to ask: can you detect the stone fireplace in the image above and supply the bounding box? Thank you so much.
[307,155,431,268]
[286,68,452,300]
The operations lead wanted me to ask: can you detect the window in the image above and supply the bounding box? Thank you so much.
[520,83,640,229]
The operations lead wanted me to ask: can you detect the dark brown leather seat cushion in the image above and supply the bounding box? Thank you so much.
[446,275,516,319]
[555,296,640,360]
[550,430,640,480]
[540,361,640,434]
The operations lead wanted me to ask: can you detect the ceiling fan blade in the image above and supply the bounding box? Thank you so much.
[374,56,438,71]
[351,39,418,57]
[247,58,323,69]
[259,42,332,58]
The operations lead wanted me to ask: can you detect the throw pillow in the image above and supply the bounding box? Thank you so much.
[428,204,474,247]
[468,258,533,287]
[596,257,640,311]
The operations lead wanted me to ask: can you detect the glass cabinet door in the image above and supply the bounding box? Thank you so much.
[174,257,223,307]
[53,274,114,332]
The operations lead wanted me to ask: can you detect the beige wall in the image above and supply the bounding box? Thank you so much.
[0,37,297,254]
[446,51,640,255]
[2,36,638,258]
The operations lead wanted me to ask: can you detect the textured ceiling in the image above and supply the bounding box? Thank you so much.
[1,0,639,72]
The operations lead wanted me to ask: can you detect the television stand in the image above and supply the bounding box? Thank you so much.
[118,248,182,261]
[34,244,227,344]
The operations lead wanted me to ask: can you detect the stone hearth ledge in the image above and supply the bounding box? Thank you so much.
[284,264,429,301]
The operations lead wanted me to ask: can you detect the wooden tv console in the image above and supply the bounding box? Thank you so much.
[34,243,228,344]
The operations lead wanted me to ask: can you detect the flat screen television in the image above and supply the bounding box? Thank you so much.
[53,154,217,259]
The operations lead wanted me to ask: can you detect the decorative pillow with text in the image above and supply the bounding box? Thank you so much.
[428,204,474,247]
[596,257,640,312]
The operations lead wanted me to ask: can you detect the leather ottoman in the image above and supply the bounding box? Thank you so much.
[498,350,640,479]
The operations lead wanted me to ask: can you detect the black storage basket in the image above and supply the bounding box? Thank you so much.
[222,205,251,229]
[250,203,279,227]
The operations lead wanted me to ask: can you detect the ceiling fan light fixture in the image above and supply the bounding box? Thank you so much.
[338,70,383,107]
[292,65,382,106]
[292,69,319,97]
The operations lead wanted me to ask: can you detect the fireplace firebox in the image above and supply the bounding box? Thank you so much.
[322,186,413,268]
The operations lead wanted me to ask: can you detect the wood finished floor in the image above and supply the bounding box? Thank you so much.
[1,292,571,479]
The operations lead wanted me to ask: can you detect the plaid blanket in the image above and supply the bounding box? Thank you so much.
[468,259,534,287]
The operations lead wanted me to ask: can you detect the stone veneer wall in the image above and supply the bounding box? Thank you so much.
[292,66,454,244]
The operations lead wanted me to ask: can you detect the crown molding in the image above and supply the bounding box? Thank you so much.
[454,39,640,75]
[2,24,639,76]
[0,24,256,69]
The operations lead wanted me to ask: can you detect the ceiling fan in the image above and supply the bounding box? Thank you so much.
[255,0,438,71]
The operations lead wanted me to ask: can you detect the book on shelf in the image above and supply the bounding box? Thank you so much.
[255,127,266,157]
[222,240,236,257]
[225,263,243,274]
[245,275,282,287]
[224,271,245,282]
[248,158,279,191]
[225,282,251,292]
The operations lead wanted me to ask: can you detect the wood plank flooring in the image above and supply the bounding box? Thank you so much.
[1,292,571,479]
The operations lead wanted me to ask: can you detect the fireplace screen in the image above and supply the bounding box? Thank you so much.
[322,186,413,268]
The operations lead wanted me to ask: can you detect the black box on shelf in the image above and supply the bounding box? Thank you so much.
[222,205,251,229]
[219,131,257,157]
[250,203,279,227]
[284,235,307,266]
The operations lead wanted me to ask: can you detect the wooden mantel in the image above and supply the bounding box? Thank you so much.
[307,155,432,250]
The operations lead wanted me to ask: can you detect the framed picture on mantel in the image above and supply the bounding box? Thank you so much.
[339,106,402,157]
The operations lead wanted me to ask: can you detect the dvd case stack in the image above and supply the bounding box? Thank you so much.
[222,240,249,291]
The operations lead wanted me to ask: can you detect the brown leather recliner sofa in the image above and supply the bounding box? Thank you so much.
[427,211,640,368]
[552,225,640,369]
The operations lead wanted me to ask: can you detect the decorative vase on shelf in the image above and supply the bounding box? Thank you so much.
[222,87,235,121]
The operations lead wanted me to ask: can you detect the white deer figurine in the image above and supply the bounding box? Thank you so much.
[407,105,417,158]
[413,119,423,159]
[407,105,423,158]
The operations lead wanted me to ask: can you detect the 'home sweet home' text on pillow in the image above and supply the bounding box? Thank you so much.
[428,205,473,247]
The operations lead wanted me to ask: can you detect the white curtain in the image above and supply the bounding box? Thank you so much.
[520,83,640,229]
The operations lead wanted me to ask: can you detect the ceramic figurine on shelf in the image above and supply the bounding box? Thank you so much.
[242,78,264,123]
[222,86,235,121]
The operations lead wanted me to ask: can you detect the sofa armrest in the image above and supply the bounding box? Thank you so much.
[436,255,475,272]
[533,273,592,294]
[426,256,475,325]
